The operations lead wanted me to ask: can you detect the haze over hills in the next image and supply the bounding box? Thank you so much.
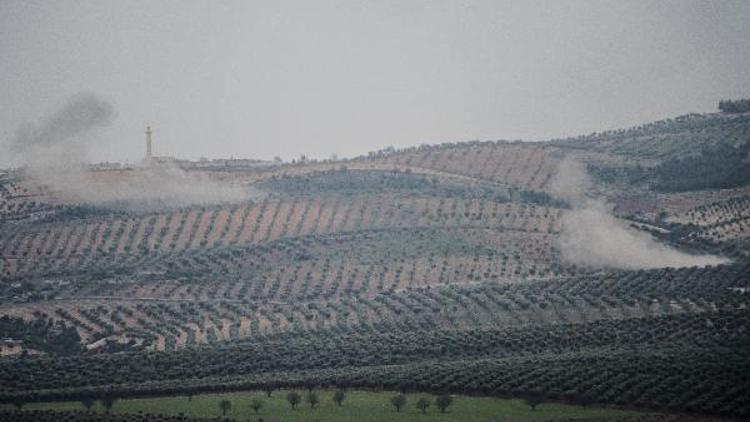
[0,98,748,420]
[2,1,749,420]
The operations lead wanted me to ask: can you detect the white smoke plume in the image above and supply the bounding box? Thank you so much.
[550,158,728,269]
[9,93,252,210]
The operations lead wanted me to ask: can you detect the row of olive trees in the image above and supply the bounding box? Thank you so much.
[213,391,456,416]
[80,397,117,413]
[33,390,539,417]
[284,389,345,410]
[390,394,453,414]
[214,389,348,416]
[390,392,542,413]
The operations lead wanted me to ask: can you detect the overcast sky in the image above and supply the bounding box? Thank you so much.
[1,0,749,166]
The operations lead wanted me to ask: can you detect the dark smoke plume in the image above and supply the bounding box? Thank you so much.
[10,93,252,210]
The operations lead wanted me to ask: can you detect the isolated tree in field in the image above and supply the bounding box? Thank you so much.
[523,391,544,411]
[436,394,453,413]
[219,399,232,416]
[416,397,431,414]
[333,389,346,406]
[81,397,95,412]
[391,394,407,412]
[100,397,117,413]
[306,391,320,408]
[287,392,302,410]
[250,398,263,414]
[263,385,275,397]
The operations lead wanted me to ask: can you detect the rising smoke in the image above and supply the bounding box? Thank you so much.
[10,93,251,211]
[550,158,728,269]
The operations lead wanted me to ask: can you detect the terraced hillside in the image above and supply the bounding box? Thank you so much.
[237,142,564,193]
[1,111,749,420]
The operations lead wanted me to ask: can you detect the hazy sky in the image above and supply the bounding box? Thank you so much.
[1,0,749,166]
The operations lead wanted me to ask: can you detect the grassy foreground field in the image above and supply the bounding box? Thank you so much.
[2,390,644,422]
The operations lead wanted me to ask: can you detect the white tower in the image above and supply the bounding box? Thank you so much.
[145,126,153,164]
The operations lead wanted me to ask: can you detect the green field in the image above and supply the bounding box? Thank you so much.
[4,390,645,422]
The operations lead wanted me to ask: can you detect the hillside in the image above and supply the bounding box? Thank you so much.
[0,111,749,420]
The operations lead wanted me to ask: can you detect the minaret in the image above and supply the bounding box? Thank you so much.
[145,126,153,164]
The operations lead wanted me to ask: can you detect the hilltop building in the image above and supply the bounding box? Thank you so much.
[84,125,277,171]
[143,125,181,167]
[145,126,153,164]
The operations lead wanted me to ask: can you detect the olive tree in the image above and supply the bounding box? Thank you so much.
[333,389,346,406]
[391,394,407,412]
[250,398,263,414]
[287,392,302,410]
[219,399,231,416]
[416,397,431,414]
[306,391,320,409]
[436,394,453,413]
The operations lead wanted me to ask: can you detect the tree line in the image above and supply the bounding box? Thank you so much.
[718,98,750,114]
